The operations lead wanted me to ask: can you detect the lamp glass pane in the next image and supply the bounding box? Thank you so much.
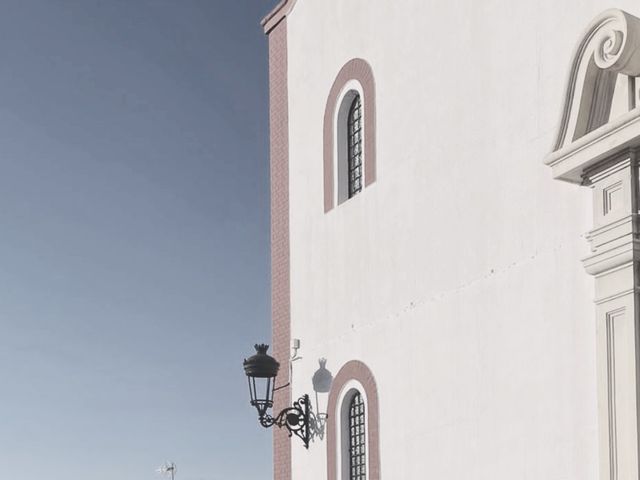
[247,375,275,418]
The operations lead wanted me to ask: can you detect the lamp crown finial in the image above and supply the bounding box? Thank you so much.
[255,343,269,354]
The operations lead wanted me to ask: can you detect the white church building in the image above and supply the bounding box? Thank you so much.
[256,1,640,478]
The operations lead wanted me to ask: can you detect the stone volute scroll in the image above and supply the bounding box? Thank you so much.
[546,9,640,182]
[545,9,640,480]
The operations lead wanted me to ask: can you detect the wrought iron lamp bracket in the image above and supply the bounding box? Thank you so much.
[258,394,326,449]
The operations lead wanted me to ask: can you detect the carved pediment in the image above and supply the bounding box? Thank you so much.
[545,9,640,183]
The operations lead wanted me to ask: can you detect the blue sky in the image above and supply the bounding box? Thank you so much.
[0,1,273,478]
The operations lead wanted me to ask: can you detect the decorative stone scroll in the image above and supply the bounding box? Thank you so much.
[546,9,640,183]
[545,9,640,480]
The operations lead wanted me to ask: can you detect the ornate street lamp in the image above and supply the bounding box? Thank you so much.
[243,344,313,448]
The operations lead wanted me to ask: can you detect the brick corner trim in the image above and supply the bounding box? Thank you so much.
[323,58,377,213]
[327,360,381,480]
[261,0,298,34]
[267,17,292,480]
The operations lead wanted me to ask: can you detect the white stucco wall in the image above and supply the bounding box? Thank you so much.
[279,1,637,478]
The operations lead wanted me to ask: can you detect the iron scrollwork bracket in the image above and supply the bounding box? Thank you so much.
[259,394,327,449]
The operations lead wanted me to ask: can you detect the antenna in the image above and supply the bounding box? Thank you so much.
[156,462,177,480]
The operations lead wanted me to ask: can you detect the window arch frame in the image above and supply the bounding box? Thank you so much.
[323,58,377,213]
[327,360,380,480]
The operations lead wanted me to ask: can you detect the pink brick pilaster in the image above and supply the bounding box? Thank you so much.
[267,17,291,480]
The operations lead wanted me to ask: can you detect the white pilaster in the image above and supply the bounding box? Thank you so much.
[545,9,640,480]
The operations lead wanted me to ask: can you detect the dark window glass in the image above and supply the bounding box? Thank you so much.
[347,95,363,198]
[348,392,366,480]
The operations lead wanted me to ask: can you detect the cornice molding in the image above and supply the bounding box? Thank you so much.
[261,0,298,34]
[545,9,640,183]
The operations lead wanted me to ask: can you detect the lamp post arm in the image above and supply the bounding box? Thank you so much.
[257,394,312,448]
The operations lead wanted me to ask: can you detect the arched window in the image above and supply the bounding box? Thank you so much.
[323,58,376,212]
[327,361,379,480]
[347,391,366,479]
[347,95,363,198]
